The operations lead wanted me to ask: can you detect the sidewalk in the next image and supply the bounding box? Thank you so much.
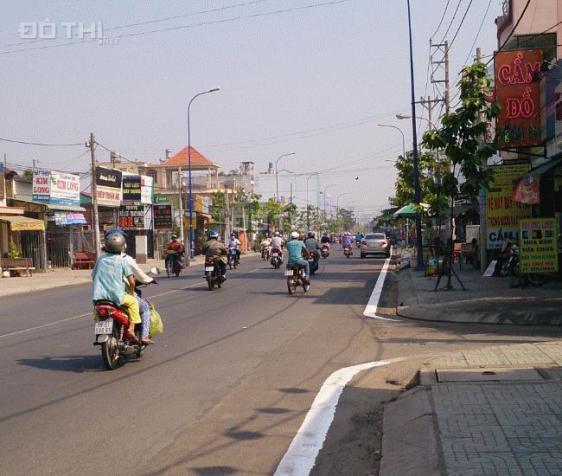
[0,256,204,298]
[385,259,562,326]
[379,341,562,476]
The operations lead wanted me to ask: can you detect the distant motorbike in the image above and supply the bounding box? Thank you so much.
[344,245,353,258]
[308,251,319,275]
[205,257,224,290]
[228,248,239,270]
[261,245,271,261]
[320,244,330,258]
[93,276,159,370]
[165,251,183,277]
[270,247,283,269]
[285,263,310,295]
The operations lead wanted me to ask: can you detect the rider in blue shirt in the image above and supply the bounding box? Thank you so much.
[286,231,310,281]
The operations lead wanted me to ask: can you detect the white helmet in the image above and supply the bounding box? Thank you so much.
[290,231,299,239]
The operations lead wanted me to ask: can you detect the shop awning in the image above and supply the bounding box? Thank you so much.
[523,157,562,178]
[11,198,86,212]
[0,215,45,231]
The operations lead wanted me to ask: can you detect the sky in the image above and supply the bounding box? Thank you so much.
[0,0,504,222]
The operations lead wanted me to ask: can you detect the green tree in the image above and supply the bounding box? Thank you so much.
[210,191,226,223]
[262,198,283,230]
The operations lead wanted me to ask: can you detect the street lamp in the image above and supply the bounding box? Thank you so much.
[187,87,220,262]
[406,0,424,271]
[305,172,319,229]
[377,124,406,158]
[275,152,296,202]
[395,113,438,130]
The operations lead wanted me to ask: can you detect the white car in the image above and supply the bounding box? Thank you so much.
[360,233,390,258]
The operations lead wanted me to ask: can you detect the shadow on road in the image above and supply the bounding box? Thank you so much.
[16,355,102,373]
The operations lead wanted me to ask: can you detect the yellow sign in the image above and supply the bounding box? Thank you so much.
[486,163,532,249]
[519,218,558,273]
[0,215,45,231]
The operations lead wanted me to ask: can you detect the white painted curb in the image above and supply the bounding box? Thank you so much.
[274,358,404,476]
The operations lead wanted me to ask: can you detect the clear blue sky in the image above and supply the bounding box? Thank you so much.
[0,0,503,221]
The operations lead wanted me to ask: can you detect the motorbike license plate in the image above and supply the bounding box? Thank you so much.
[205,266,215,272]
[94,318,113,335]
[272,253,279,257]
[284,270,294,277]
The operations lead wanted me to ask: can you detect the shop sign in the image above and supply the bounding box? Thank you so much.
[519,218,558,273]
[49,211,87,225]
[122,174,142,203]
[95,167,122,207]
[33,170,80,206]
[0,163,5,200]
[141,175,153,204]
[153,204,173,229]
[495,49,543,148]
[486,163,533,249]
[119,204,150,230]
[154,194,169,203]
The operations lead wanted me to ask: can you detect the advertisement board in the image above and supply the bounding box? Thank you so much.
[486,163,533,249]
[95,167,122,207]
[141,175,153,204]
[495,49,543,148]
[119,204,151,230]
[122,175,142,203]
[153,204,173,229]
[32,170,80,206]
[519,218,558,273]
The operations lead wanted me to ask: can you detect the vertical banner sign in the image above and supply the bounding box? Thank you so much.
[32,170,51,202]
[153,204,173,229]
[495,49,543,148]
[519,218,558,273]
[140,175,153,204]
[95,167,122,207]
[486,163,533,249]
[122,175,142,203]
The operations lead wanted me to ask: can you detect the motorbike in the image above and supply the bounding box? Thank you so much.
[320,244,330,258]
[344,245,353,258]
[228,247,239,270]
[285,263,310,295]
[93,272,159,370]
[308,250,319,275]
[261,245,271,261]
[270,247,283,269]
[205,257,224,290]
[165,251,183,278]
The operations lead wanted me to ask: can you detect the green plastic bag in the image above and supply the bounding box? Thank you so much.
[149,304,164,337]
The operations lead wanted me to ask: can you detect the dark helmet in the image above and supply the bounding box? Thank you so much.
[171,234,178,240]
[104,231,126,254]
[209,229,219,239]
[307,231,315,239]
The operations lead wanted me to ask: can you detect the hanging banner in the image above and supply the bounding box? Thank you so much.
[95,167,122,207]
[519,218,558,273]
[32,170,51,202]
[122,175,142,203]
[32,170,80,206]
[486,163,533,249]
[141,175,153,204]
[495,49,543,148]
[512,175,540,204]
[153,204,173,229]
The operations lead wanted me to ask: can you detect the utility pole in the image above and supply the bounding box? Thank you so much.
[430,39,450,115]
[476,46,487,272]
[177,167,185,245]
[88,133,101,257]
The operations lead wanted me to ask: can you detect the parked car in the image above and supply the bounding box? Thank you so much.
[360,233,390,258]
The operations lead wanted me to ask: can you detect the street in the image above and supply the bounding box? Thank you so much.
[1,250,560,475]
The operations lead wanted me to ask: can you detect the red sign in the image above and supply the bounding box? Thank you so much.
[495,49,543,148]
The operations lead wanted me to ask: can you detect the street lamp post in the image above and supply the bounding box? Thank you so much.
[377,124,406,158]
[187,87,220,263]
[395,113,437,130]
[321,185,336,231]
[275,153,296,203]
[406,0,424,271]
[305,172,319,229]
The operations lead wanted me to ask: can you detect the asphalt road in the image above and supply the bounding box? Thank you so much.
[1,249,560,475]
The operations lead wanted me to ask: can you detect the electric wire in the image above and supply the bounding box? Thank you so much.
[440,0,463,43]
[0,136,83,147]
[430,0,452,40]
[448,0,473,49]
[463,0,492,65]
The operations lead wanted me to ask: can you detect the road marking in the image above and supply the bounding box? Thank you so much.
[0,267,261,340]
[363,253,400,321]
[274,357,405,476]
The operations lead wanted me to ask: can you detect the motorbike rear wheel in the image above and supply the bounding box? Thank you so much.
[207,275,214,290]
[101,327,120,370]
[287,276,296,295]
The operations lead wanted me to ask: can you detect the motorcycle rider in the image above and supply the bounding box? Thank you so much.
[271,231,284,250]
[92,231,141,342]
[165,234,185,271]
[342,232,354,253]
[203,229,228,280]
[286,231,310,282]
[320,232,331,245]
[304,231,321,261]
[260,234,272,259]
[228,232,241,264]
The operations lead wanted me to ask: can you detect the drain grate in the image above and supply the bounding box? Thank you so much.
[436,367,543,383]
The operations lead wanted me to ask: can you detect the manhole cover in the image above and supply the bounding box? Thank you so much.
[436,367,543,383]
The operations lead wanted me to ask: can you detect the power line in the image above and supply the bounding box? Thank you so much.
[463,0,492,65]
[448,0,473,49]
[0,0,349,56]
[440,0,463,42]
[430,0,452,40]
[0,136,83,147]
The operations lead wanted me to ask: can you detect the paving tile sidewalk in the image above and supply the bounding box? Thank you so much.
[380,341,562,476]
[391,260,562,325]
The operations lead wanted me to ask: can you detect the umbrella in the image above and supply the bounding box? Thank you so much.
[392,203,430,218]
